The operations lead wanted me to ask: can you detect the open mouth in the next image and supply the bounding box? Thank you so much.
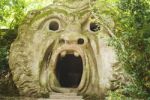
[55,53,83,88]
[40,45,89,93]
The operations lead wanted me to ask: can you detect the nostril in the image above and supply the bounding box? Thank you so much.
[77,38,84,45]
[59,39,65,44]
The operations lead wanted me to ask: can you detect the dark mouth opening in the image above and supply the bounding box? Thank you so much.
[55,53,83,88]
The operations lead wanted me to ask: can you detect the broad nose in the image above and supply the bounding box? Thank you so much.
[59,34,87,45]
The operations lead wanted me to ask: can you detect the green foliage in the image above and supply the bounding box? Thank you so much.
[110,0,150,99]
[0,0,53,29]
[92,0,150,99]
[0,0,27,73]
[0,30,17,71]
[106,90,131,100]
[0,0,26,29]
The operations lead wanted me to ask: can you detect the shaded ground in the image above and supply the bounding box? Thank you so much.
[0,70,35,99]
[0,96,39,100]
[0,70,19,97]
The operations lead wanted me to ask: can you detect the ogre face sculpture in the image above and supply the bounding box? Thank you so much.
[9,0,117,98]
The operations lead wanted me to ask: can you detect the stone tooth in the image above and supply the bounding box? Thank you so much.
[74,51,79,57]
[61,51,66,57]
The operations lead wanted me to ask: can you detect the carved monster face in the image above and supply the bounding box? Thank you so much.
[9,1,117,98]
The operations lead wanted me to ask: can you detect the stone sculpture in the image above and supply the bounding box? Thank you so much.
[8,0,123,99]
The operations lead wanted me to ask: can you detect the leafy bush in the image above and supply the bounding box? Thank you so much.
[0,30,17,71]
[0,0,26,73]
[111,0,150,99]
[0,0,26,29]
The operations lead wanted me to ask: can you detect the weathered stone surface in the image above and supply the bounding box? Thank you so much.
[7,0,126,99]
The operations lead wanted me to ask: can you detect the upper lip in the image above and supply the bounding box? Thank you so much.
[60,50,80,57]
[50,44,85,67]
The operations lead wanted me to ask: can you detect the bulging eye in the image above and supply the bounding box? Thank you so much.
[89,22,100,32]
[49,20,59,31]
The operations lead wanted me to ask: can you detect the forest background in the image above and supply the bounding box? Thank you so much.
[0,0,150,99]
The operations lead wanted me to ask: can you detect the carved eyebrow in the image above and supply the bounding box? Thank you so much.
[71,5,91,25]
[80,12,91,25]
[37,15,65,29]
[72,4,89,14]
[32,4,91,29]
[31,7,68,24]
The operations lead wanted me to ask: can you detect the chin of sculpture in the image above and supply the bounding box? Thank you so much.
[9,0,118,99]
